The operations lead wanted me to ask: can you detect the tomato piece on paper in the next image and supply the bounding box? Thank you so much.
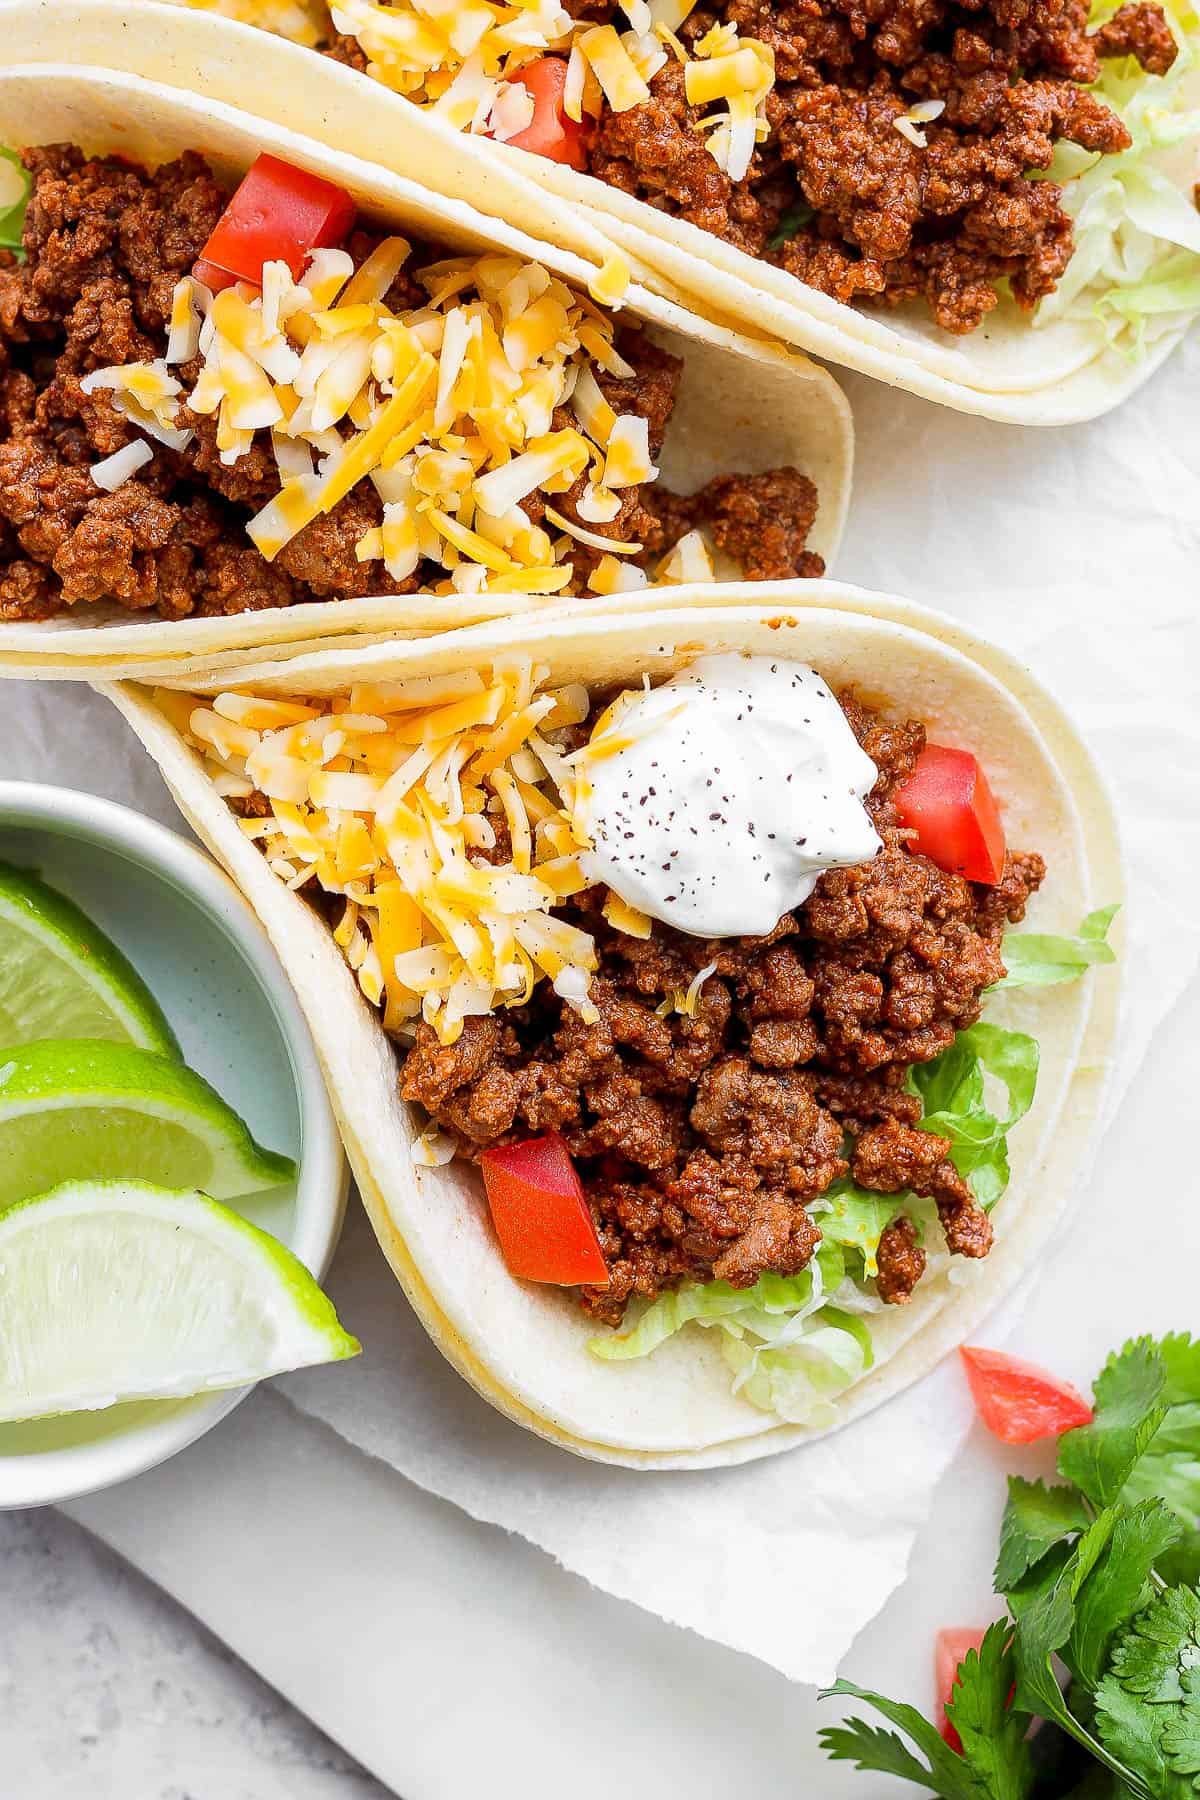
[960,1345,1093,1444]
[936,1627,988,1751]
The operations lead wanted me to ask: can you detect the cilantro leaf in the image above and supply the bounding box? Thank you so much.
[1094,1680,1190,1797]
[1059,1339,1169,1508]
[1157,1336,1200,1412]
[1108,1587,1200,1704]
[1095,1587,1200,1796]
[1122,1335,1200,1582]
[1008,1537,1078,1621]
[994,905,1120,990]
[1158,1536,1200,1593]
[1164,1681,1200,1781]
[820,1681,994,1799]
[821,1629,1035,1800]
[1068,1501,1184,1687]
[995,1477,1092,1593]
[1010,1513,1153,1797]
[944,1623,1035,1800]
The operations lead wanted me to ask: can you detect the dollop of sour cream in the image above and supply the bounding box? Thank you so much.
[580,654,883,938]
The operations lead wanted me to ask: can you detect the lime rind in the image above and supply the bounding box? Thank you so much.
[0,861,181,1056]
[0,1179,358,1420]
[0,1039,296,1203]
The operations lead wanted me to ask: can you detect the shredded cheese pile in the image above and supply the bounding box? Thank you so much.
[162,665,656,1048]
[209,0,776,182]
[81,240,718,594]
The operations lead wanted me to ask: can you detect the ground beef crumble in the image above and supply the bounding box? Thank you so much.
[0,145,823,623]
[400,692,1044,1323]
[581,0,1177,334]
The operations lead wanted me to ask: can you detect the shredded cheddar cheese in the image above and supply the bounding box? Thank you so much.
[213,0,776,179]
[166,665,657,1045]
[84,241,705,595]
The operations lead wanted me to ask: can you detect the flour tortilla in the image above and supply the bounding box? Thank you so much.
[104,589,1123,1467]
[0,60,851,676]
[8,0,1195,425]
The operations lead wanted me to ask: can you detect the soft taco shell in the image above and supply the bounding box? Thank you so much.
[104,588,1123,1467]
[9,0,1195,425]
[0,60,851,676]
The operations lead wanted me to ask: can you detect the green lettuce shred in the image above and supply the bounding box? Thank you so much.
[590,1242,873,1426]
[908,1020,1039,1210]
[0,148,29,258]
[994,903,1119,990]
[817,1189,906,1279]
[1035,1,1200,351]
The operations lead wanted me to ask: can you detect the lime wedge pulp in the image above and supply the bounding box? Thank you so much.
[0,861,180,1055]
[0,1180,358,1420]
[0,1039,295,1209]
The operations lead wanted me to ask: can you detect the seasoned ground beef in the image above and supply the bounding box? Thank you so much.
[0,145,823,622]
[584,0,1177,334]
[400,692,1043,1322]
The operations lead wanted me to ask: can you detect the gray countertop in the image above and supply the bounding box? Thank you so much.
[0,1509,392,1799]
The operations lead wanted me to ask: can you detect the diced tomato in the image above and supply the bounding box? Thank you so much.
[936,1628,986,1752]
[494,57,589,170]
[935,1627,985,1749]
[960,1346,1093,1445]
[194,153,356,293]
[480,1132,609,1287]
[893,744,1006,885]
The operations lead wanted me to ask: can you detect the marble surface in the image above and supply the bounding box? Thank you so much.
[0,1509,393,1798]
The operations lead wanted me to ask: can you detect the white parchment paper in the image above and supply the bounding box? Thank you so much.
[14,333,1200,1686]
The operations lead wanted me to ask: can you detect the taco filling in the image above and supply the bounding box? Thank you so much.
[182,0,1200,340]
[0,144,826,625]
[160,651,1113,1421]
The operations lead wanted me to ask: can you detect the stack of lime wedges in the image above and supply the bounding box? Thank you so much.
[0,861,357,1423]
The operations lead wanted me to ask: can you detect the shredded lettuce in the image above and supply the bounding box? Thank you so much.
[817,1188,905,1279]
[588,911,1112,1420]
[1035,1,1200,350]
[0,148,29,258]
[720,1310,873,1427]
[994,904,1119,991]
[591,1242,873,1425]
[909,1020,1039,1210]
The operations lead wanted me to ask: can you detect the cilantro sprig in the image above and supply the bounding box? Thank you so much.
[820,1336,1200,1798]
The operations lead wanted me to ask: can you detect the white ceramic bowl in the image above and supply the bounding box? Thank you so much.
[0,780,348,1508]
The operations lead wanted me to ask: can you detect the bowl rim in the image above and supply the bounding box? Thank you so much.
[0,778,348,1509]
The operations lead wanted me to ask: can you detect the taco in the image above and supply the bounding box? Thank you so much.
[0,63,850,678]
[13,0,1197,423]
[104,591,1122,1466]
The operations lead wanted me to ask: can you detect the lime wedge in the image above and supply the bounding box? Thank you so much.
[0,861,179,1055]
[0,1180,358,1420]
[0,1040,295,1208]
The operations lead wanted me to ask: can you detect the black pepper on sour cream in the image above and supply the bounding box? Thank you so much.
[578,654,882,938]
